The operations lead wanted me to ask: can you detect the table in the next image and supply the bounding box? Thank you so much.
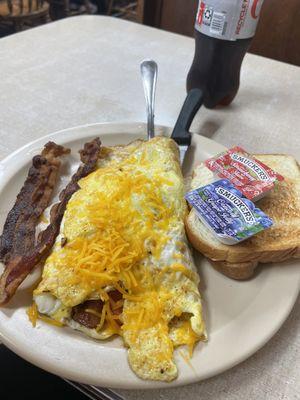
[0,15,299,400]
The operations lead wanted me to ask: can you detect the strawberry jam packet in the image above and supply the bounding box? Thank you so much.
[205,146,284,201]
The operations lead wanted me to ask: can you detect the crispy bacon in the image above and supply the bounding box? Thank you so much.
[38,138,102,245]
[0,142,70,263]
[0,138,101,305]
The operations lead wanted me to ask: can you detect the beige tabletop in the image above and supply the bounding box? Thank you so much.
[0,15,299,400]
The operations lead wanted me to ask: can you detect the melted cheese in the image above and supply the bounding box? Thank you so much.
[171,320,200,356]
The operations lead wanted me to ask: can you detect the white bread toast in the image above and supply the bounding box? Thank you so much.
[185,154,300,279]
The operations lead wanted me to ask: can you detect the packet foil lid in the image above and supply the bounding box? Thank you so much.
[205,146,284,201]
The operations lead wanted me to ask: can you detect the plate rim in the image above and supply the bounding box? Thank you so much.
[0,121,299,390]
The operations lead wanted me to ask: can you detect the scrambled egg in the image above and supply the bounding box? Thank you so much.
[33,137,206,381]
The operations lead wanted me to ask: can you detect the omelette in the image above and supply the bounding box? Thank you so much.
[32,137,206,381]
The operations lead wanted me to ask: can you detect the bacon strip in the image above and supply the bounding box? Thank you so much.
[72,291,123,329]
[0,142,70,263]
[72,300,104,329]
[0,138,101,305]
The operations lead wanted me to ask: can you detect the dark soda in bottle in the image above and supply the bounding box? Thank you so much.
[187,0,265,108]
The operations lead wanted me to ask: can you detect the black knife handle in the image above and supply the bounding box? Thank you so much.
[171,88,204,146]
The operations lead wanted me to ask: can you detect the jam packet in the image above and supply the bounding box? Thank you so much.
[185,179,273,245]
[205,146,284,201]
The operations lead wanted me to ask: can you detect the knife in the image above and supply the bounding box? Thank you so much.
[171,89,204,164]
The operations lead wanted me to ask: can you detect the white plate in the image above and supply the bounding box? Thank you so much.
[0,122,299,390]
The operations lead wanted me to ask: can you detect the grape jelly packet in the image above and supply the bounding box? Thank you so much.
[205,146,284,201]
[185,179,273,245]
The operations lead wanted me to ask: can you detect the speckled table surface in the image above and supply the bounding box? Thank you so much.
[0,15,299,400]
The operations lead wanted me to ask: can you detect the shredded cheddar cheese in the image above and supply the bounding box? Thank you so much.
[39,214,49,224]
[27,302,63,328]
[96,303,107,332]
[34,138,204,371]
[38,315,64,327]
[45,159,178,301]
[27,302,38,327]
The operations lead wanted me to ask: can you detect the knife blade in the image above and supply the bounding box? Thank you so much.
[171,89,204,165]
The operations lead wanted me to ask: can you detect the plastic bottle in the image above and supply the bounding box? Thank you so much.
[187,0,265,108]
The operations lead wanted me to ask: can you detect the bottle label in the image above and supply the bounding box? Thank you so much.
[195,0,264,41]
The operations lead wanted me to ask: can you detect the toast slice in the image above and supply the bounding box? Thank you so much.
[185,154,300,279]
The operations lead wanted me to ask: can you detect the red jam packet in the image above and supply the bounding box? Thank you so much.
[205,146,284,201]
